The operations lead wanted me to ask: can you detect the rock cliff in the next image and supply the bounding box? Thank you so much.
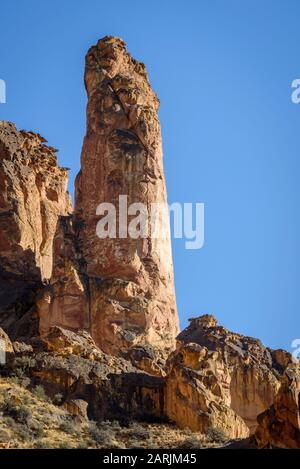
[39,36,179,355]
[167,315,292,434]
[255,364,300,448]
[0,122,71,335]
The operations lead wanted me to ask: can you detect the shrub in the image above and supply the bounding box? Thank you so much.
[2,398,31,424]
[16,425,33,442]
[76,440,91,449]
[13,356,36,371]
[34,426,45,438]
[53,393,64,405]
[59,441,72,449]
[9,373,30,389]
[129,423,151,441]
[99,419,121,430]
[32,385,48,401]
[207,427,227,443]
[179,435,202,449]
[0,428,10,443]
[59,420,77,435]
[34,439,53,449]
[88,421,114,446]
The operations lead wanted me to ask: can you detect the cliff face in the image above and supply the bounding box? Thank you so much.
[255,366,300,448]
[165,315,294,435]
[39,36,179,355]
[0,122,71,333]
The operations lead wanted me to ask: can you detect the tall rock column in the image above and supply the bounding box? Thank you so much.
[76,36,179,353]
[41,36,179,355]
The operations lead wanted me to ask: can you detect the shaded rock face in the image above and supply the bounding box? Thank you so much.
[165,342,249,439]
[40,36,179,355]
[0,122,71,332]
[165,315,293,435]
[15,326,166,424]
[255,366,300,448]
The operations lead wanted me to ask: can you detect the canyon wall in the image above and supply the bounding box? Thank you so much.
[0,121,71,334]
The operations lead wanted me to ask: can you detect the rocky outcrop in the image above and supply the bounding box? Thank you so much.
[39,36,179,355]
[165,315,293,435]
[0,122,71,333]
[0,328,13,354]
[165,342,249,439]
[10,326,166,424]
[255,365,300,448]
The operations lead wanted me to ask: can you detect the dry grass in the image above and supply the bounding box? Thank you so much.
[0,377,226,449]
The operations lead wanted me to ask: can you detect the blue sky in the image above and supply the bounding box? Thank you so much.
[1,0,299,351]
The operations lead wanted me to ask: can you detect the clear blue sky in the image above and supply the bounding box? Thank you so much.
[1,0,299,351]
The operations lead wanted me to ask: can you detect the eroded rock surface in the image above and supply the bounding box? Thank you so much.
[165,342,249,439]
[12,327,166,424]
[39,36,179,355]
[255,365,300,448]
[165,315,294,435]
[0,122,71,333]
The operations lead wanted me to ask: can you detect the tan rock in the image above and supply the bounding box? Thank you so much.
[166,315,292,435]
[0,121,71,332]
[126,345,166,377]
[255,365,300,448]
[63,399,89,421]
[29,343,165,423]
[165,342,249,439]
[0,328,13,354]
[44,326,103,360]
[0,122,71,280]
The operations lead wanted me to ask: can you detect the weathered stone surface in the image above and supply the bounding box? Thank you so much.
[0,121,71,332]
[37,215,88,339]
[166,315,293,435]
[255,365,300,448]
[28,349,165,423]
[44,326,103,359]
[165,342,249,439]
[40,36,179,355]
[63,398,89,421]
[125,345,166,377]
[0,327,14,354]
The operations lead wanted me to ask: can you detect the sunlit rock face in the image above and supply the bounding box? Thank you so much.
[255,365,300,448]
[39,36,179,355]
[164,315,295,436]
[0,121,71,333]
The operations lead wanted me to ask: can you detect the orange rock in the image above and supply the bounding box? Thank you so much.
[0,327,13,354]
[39,37,179,355]
[255,365,300,448]
[0,122,71,333]
[165,315,294,436]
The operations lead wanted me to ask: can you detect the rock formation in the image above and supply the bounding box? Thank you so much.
[165,341,249,439]
[0,37,299,449]
[165,315,294,436]
[0,122,71,335]
[255,365,300,448]
[39,36,179,355]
